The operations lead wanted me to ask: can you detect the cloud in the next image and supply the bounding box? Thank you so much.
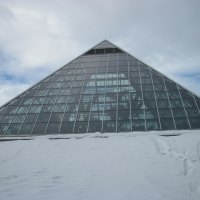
[0,0,200,105]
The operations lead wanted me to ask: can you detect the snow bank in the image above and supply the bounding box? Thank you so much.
[0,130,200,200]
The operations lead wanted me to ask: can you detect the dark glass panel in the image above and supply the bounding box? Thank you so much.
[144,100,157,109]
[154,84,165,91]
[74,122,88,133]
[36,113,51,122]
[49,113,64,122]
[32,123,47,134]
[12,114,26,123]
[4,106,18,114]
[19,123,34,135]
[118,110,130,120]
[25,89,37,96]
[152,76,163,84]
[165,84,178,91]
[63,112,76,122]
[129,77,140,84]
[146,119,160,130]
[6,123,22,134]
[53,104,66,112]
[103,120,116,132]
[195,97,200,109]
[189,117,200,128]
[158,109,172,118]
[117,120,131,132]
[157,100,170,108]
[56,96,69,104]
[175,118,190,129]
[32,97,45,105]
[160,119,175,130]
[81,95,93,102]
[17,106,29,114]
[41,105,53,113]
[131,100,143,109]
[118,102,129,110]
[24,113,38,123]
[70,88,82,95]
[0,124,9,134]
[76,112,89,121]
[60,122,74,133]
[46,123,61,134]
[28,105,42,113]
[141,77,152,84]
[90,112,103,121]
[143,92,155,100]
[65,103,79,113]
[48,89,60,96]
[36,89,48,96]
[0,106,8,115]
[0,115,14,123]
[168,91,180,99]
[59,88,71,95]
[155,91,168,100]
[170,100,183,108]
[118,92,129,102]
[39,82,52,89]
[179,90,194,99]
[10,97,23,105]
[185,108,200,117]
[129,71,139,77]
[140,70,151,77]
[61,81,72,88]
[118,65,128,72]
[88,121,102,133]
[182,98,197,108]
[44,96,56,104]
[131,109,145,119]
[172,109,186,118]
[145,109,159,119]
[105,110,116,121]
[142,84,153,92]
[79,102,91,112]
[132,120,145,131]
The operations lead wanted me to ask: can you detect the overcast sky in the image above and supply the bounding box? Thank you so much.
[0,0,200,106]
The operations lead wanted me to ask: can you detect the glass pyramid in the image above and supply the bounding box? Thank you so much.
[0,40,200,135]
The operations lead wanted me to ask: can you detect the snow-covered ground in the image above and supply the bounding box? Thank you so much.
[0,130,200,200]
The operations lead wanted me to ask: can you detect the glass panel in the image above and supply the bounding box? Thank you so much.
[172,109,186,118]
[24,113,38,123]
[189,117,200,128]
[117,120,131,132]
[146,119,160,130]
[1,115,14,123]
[19,123,34,134]
[12,114,26,123]
[88,121,102,132]
[131,109,145,119]
[36,113,51,122]
[175,118,189,129]
[160,119,175,130]
[74,122,88,133]
[49,113,64,122]
[46,123,61,134]
[118,110,130,120]
[0,124,9,134]
[6,123,22,134]
[60,122,74,133]
[103,120,116,132]
[158,109,172,118]
[32,123,47,134]
[132,120,145,131]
